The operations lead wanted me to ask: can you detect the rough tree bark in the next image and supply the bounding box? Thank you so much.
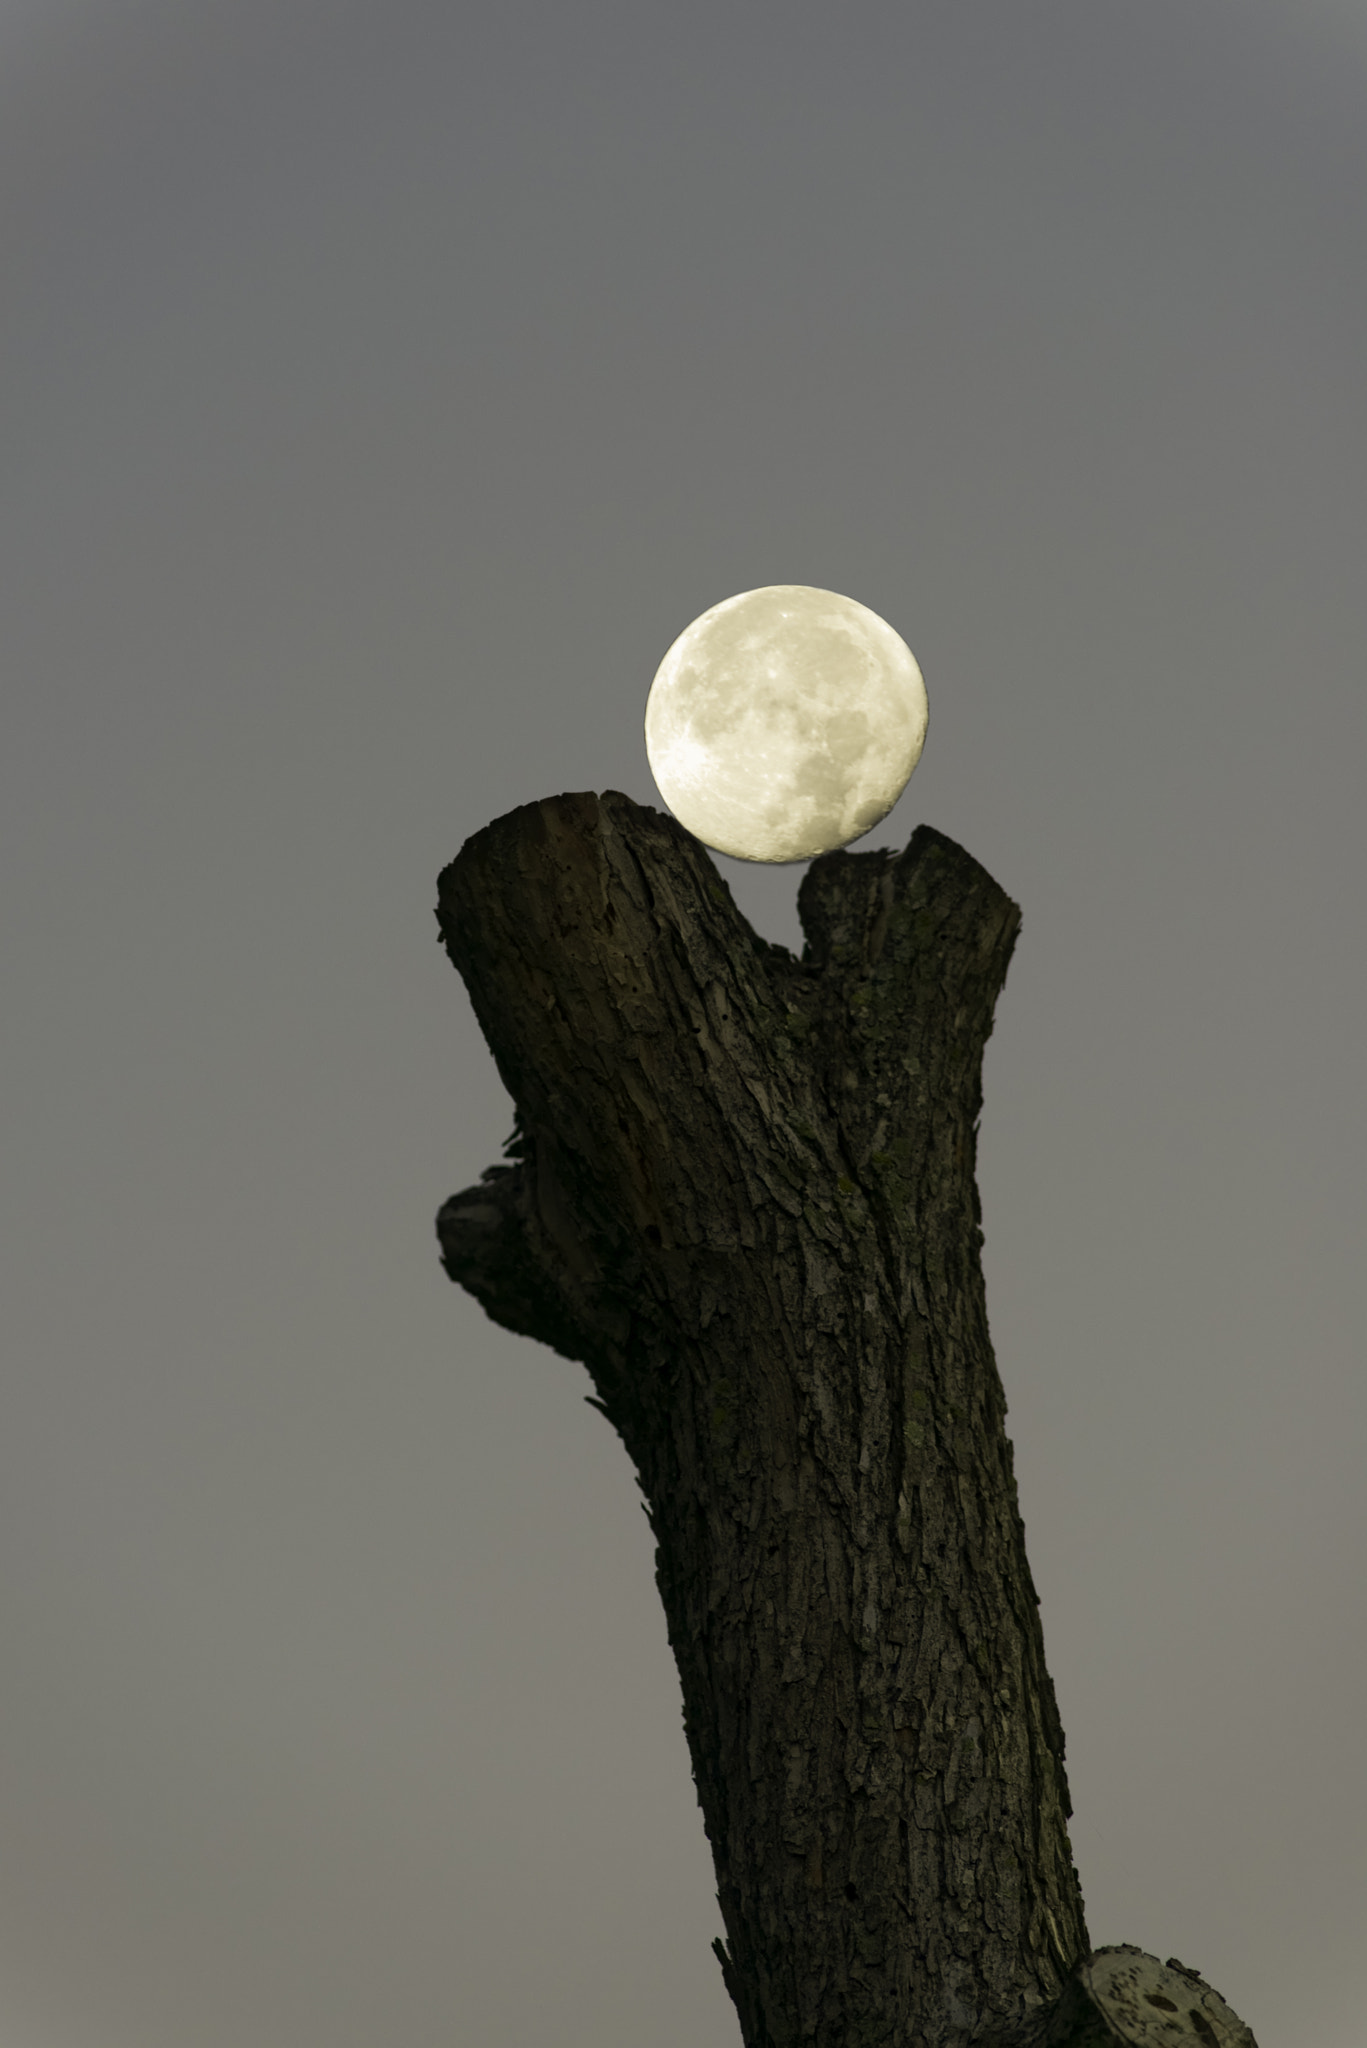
[433,789,1258,2048]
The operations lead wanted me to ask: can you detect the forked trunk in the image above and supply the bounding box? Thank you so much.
[433,790,1256,2048]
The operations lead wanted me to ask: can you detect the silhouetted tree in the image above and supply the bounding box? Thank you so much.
[434,790,1257,2048]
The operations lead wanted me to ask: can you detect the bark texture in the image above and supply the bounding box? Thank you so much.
[432,790,1252,2048]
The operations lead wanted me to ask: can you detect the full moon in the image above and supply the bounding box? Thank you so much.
[644,585,928,863]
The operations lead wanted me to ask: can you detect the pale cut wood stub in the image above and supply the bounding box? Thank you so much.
[434,789,1258,2048]
[1043,1949,1259,2047]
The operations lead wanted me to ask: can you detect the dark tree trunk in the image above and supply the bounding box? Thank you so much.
[433,790,1258,2048]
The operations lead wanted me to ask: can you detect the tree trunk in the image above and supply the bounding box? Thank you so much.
[432,789,1256,2048]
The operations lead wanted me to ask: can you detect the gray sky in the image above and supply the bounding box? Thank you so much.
[2,4,1364,2044]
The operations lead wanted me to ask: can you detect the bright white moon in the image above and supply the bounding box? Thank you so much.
[644,585,928,863]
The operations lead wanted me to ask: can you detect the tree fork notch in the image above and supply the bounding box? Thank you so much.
[433,790,1251,2048]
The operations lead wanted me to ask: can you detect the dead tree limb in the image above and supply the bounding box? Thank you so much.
[433,789,1257,2048]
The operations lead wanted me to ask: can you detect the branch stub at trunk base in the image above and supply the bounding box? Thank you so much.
[1045,1948,1258,2048]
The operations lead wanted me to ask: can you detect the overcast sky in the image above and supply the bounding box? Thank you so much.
[2,5,1364,2045]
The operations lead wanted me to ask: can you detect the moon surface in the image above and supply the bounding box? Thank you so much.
[644,585,928,863]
